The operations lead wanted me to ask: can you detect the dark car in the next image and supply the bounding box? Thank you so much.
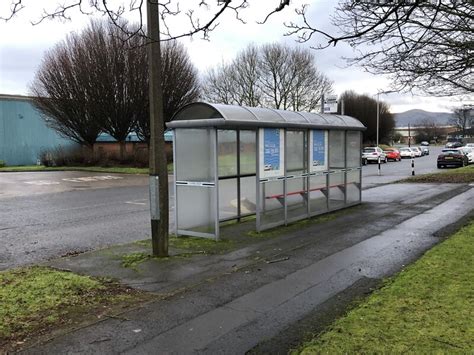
[445,141,463,148]
[437,149,469,168]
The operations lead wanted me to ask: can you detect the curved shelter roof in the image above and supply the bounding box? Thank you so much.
[167,102,365,131]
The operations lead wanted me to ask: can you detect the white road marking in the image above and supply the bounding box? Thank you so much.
[24,175,124,185]
[62,175,124,183]
[125,199,147,206]
[24,180,61,186]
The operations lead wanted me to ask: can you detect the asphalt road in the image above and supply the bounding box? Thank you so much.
[0,147,444,270]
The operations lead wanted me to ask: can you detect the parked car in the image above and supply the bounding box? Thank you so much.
[445,141,463,148]
[412,146,423,157]
[465,143,474,148]
[437,148,469,168]
[399,147,415,158]
[420,141,429,146]
[362,147,387,163]
[460,147,474,164]
[421,146,429,155]
[383,148,401,161]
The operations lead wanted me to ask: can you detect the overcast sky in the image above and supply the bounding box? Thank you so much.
[0,1,468,113]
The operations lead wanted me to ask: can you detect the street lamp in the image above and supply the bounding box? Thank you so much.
[376,90,396,148]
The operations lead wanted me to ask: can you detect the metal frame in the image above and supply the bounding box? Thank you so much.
[173,130,178,236]
[173,128,219,240]
[214,128,220,241]
[256,129,261,232]
[285,129,309,225]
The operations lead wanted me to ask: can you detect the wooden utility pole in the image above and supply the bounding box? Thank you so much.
[147,0,169,257]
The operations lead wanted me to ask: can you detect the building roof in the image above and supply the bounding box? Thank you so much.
[167,102,365,131]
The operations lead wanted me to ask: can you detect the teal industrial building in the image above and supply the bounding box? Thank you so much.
[0,94,76,166]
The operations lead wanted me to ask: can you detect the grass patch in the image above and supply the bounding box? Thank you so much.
[0,266,150,350]
[170,236,234,254]
[135,236,235,256]
[121,252,154,269]
[0,164,174,174]
[297,221,474,354]
[397,164,474,183]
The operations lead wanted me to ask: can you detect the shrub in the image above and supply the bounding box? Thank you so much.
[0,160,5,168]
[39,145,155,168]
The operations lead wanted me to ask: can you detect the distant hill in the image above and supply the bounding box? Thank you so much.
[393,109,453,127]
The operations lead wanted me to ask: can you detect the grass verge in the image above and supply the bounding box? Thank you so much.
[0,163,174,174]
[0,266,151,350]
[297,221,474,354]
[397,164,474,183]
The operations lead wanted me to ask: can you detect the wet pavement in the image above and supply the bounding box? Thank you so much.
[21,181,473,354]
[0,170,148,198]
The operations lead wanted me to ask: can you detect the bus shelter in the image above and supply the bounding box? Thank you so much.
[167,102,366,240]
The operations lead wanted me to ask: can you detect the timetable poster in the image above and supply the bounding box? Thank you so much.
[259,128,284,178]
[310,130,328,172]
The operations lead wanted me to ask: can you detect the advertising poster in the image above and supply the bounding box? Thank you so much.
[310,130,328,172]
[259,128,284,178]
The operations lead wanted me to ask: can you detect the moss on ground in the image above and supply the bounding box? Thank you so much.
[297,221,474,354]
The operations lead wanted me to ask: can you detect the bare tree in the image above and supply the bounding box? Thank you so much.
[203,45,263,107]
[30,20,147,157]
[450,105,473,139]
[339,90,395,144]
[135,40,200,142]
[287,1,474,96]
[203,43,333,111]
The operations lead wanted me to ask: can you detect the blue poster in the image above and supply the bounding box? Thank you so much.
[312,130,326,169]
[263,128,281,172]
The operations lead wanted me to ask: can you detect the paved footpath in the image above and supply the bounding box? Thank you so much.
[24,183,474,354]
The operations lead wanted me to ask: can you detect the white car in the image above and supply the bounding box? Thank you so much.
[399,147,415,158]
[461,147,474,163]
[465,143,474,148]
[412,147,423,157]
[362,147,387,163]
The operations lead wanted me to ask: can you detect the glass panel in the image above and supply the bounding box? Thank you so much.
[309,174,328,215]
[286,130,307,174]
[287,177,308,221]
[329,172,345,210]
[219,178,238,220]
[329,130,345,169]
[240,130,256,175]
[176,185,215,235]
[175,128,214,182]
[218,130,237,177]
[346,170,361,204]
[240,176,256,214]
[259,180,285,230]
[347,131,361,168]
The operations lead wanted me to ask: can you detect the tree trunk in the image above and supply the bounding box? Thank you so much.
[119,141,126,160]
